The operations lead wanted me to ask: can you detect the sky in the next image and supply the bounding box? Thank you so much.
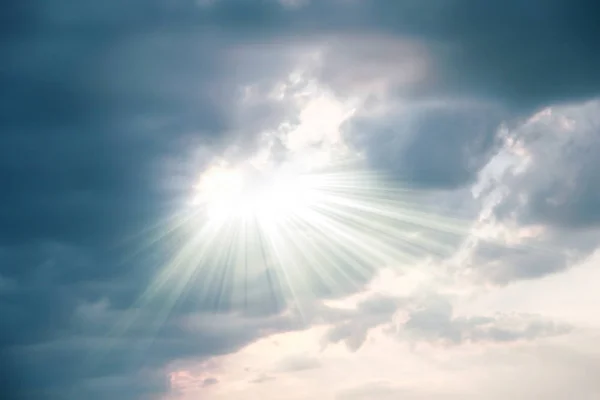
[2,1,600,399]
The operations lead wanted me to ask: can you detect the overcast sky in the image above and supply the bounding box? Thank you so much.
[2,1,600,399]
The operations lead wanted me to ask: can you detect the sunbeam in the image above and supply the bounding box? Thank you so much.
[136,159,473,325]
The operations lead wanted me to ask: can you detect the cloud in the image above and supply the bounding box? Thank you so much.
[191,0,600,112]
[0,4,317,397]
[305,286,575,371]
[5,300,307,399]
[15,0,600,110]
[275,354,322,372]
[401,295,571,345]
[493,102,600,229]
[3,1,600,399]
[336,381,414,400]
[321,294,402,351]
[250,373,276,384]
[319,290,569,353]
[457,101,600,283]
[202,377,219,387]
[343,100,506,188]
[174,300,600,400]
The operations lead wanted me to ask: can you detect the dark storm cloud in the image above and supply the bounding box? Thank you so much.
[2,0,600,399]
[212,0,600,111]
[14,0,600,109]
[321,0,599,189]
[0,3,298,398]
[1,35,222,246]
[2,298,307,399]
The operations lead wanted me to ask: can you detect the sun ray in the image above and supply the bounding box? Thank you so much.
[97,159,484,357]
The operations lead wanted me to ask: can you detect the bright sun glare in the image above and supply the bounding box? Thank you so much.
[192,165,318,223]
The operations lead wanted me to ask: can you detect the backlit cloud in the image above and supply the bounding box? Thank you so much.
[2,1,600,399]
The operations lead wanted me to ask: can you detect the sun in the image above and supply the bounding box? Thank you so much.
[192,164,318,223]
[191,166,246,220]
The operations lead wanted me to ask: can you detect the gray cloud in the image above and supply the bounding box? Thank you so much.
[322,295,402,352]
[0,27,298,400]
[202,377,219,387]
[4,300,307,399]
[13,0,600,110]
[275,354,322,373]
[336,381,417,400]
[321,293,570,352]
[401,295,571,345]
[464,239,575,284]
[343,101,506,189]
[493,102,600,229]
[462,101,600,283]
